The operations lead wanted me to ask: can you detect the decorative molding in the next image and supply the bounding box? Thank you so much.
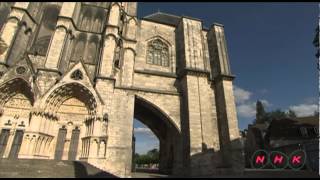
[214,74,236,82]
[134,69,177,78]
[115,86,180,96]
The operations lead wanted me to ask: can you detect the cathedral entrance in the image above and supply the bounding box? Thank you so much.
[54,127,67,160]
[132,96,182,175]
[8,130,24,159]
[0,78,33,159]
[0,129,10,158]
[54,126,81,161]
[68,127,80,161]
[43,82,100,162]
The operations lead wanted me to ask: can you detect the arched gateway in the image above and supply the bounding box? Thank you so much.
[133,96,182,174]
[0,2,244,177]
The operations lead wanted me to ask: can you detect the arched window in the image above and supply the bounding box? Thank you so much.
[71,34,87,61]
[31,5,61,56]
[81,15,90,31]
[85,38,97,64]
[146,39,169,67]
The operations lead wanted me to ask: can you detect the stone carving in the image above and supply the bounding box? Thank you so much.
[70,70,83,80]
[16,66,27,75]
[0,2,242,178]
[147,39,169,67]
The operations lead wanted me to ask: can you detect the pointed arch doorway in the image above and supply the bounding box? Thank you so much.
[132,96,182,175]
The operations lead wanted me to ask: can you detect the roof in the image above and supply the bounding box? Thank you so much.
[143,11,182,27]
[142,11,210,30]
[294,116,319,126]
[267,116,318,140]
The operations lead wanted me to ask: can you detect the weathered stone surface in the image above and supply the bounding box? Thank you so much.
[0,2,243,178]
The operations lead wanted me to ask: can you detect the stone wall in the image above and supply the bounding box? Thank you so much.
[0,2,243,178]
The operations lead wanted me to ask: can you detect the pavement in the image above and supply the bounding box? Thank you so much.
[131,169,320,178]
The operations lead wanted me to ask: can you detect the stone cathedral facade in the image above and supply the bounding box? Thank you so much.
[0,2,243,177]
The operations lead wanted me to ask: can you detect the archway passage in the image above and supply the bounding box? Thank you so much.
[132,119,159,173]
[132,96,181,175]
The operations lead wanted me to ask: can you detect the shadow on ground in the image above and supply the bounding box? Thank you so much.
[73,161,118,178]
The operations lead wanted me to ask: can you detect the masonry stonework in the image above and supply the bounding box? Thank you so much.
[0,2,244,177]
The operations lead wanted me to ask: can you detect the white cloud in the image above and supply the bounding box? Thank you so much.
[237,102,256,118]
[289,103,318,117]
[233,86,252,104]
[134,127,152,134]
[233,85,271,119]
[260,99,271,107]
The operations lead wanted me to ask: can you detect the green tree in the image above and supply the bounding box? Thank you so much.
[147,148,159,164]
[134,149,159,167]
[287,109,297,118]
[255,100,266,124]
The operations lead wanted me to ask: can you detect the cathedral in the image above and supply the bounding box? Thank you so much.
[0,2,243,177]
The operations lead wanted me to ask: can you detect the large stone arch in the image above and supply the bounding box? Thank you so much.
[0,77,35,107]
[0,78,35,159]
[28,80,105,161]
[43,82,98,116]
[133,95,183,175]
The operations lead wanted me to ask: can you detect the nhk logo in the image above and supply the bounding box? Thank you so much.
[251,149,306,170]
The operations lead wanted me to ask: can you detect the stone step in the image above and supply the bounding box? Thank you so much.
[0,159,117,178]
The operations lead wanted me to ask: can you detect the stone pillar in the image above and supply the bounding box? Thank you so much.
[176,17,221,176]
[120,46,135,87]
[98,35,117,78]
[97,3,121,78]
[124,2,137,17]
[120,14,137,87]
[0,3,29,66]
[207,23,244,174]
[104,90,135,177]
[37,3,76,95]
[44,2,76,71]
[108,3,121,27]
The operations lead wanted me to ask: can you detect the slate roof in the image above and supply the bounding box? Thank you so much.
[142,11,210,30]
[267,116,318,140]
[143,11,181,27]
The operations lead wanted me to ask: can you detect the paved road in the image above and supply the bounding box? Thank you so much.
[131,169,320,178]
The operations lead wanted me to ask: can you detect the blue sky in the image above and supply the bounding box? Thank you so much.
[133,2,318,154]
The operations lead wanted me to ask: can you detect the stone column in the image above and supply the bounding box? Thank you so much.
[120,15,137,87]
[0,3,29,66]
[208,24,244,174]
[104,90,135,177]
[36,3,76,95]
[120,46,135,87]
[98,35,117,78]
[44,2,76,71]
[176,17,221,176]
[97,3,121,78]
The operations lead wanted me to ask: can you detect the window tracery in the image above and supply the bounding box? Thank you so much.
[146,39,169,67]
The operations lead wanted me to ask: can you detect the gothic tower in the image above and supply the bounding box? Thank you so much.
[0,2,243,177]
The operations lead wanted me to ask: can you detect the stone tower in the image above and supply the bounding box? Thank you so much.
[0,2,243,177]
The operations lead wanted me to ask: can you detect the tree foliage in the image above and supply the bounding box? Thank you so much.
[134,149,159,166]
[254,100,298,124]
[256,100,266,124]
